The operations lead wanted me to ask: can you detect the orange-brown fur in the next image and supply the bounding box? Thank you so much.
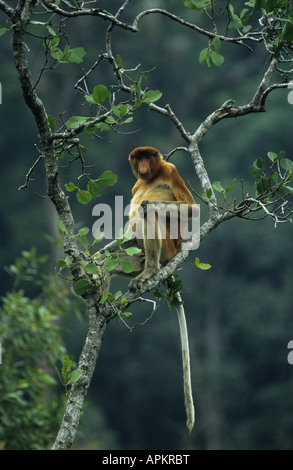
[127,146,196,290]
[97,147,196,431]
[97,146,196,291]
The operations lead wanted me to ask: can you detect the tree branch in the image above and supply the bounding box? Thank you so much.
[41,0,137,31]
[51,297,109,450]
[192,58,279,144]
[132,8,263,48]
[0,0,14,16]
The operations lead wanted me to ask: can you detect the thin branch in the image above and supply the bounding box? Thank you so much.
[132,8,263,48]
[164,147,188,161]
[188,142,219,221]
[18,154,43,190]
[74,54,104,93]
[192,59,279,143]
[50,110,113,142]
[261,82,289,105]
[0,0,14,16]
[241,197,293,227]
[51,298,109,450]
[41,0,137,31]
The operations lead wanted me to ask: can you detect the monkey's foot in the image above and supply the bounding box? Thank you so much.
[128,267,159,291]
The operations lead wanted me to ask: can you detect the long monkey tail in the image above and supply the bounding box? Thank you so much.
[175,291,195,433]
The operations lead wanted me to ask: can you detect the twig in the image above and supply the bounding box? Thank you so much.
[0,0,14,16]
[132,9,263,49]
[18,155,43,190]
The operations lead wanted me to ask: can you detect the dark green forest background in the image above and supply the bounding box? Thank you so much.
[1,0,293,450]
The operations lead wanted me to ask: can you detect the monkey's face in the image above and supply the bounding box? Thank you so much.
[129,147,161,181]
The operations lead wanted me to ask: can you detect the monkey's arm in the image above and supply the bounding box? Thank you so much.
[140,200,199,219]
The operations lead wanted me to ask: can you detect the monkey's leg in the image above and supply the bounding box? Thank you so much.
[128,216,161,291]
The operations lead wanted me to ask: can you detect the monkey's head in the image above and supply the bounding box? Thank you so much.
[129,147,162,181]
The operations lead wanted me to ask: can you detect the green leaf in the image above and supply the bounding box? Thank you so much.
[47,36,59,51]
[202,188,213,200]
[73,279,92,296]
[116,54,122,68]
[62,355,73,375]
[226,178,237,193]
[153,289,163,300]
[99,290,114,304]
[76,189,92,205]
[271,171,279,184]
[256,177,270,194]
[249,165,261,179]
[120,259,134,274]
[57,259,68,268]
[51,48,64,61]
[79,234,89,250]
[195,257,211,270]
[105,115,117,125]
[88,180,102,197]
[83,263,100,275]
[122,312,133,319]
[123,231,134,242]
[78,227,90,236]
[65,182,77,192]
[66,116,89,130]
[104,257,119,272]
[134,98,143,109]
[92,85,111,105]
[280,158,293,172]
[48,115,56,132]
[122,117,133,125]
[184,0,206,10]
[97,171,118,187]
[227,4,243,30]
[255,157,265,170]
[212,36,221,53]
[114,290,123,300]
[57,219,69,237]
[143,90,163,103]
[199,48,211,66]
[124,247,142,256]
[0,26,9,37]
[68,369,81,384]
[267,151,278,162]
[283,18,293,42]
[211,51,224,67]
[68,47,86,64]
[46,25,57,36]
[212,181,225,193]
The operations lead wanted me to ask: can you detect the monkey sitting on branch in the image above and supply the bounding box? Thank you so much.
[97,146,199,432]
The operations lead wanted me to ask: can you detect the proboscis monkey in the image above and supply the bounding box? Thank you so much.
[97,146,198,431]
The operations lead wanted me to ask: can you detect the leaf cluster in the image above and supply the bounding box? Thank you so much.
[55,355,81,399]
[0,250,75,450]
[153,275,184,311]
[249,151,293,198]
[199,37,224,68]
[97,231,141,276]
[184,0,293,66]
[64,170,117,205]
[45,36,86,66]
